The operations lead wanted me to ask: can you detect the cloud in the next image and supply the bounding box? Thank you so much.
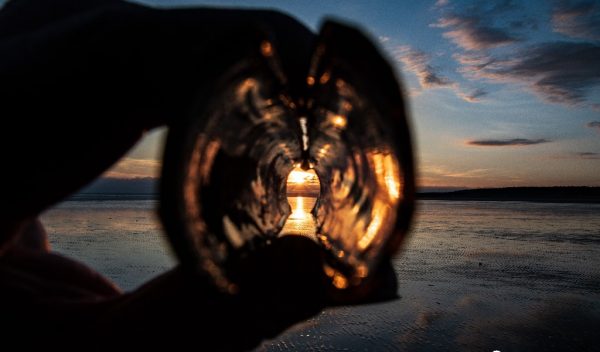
[433,14,520,50]
[549,151,600,159]
[457,88,488,102]
[395,45,487,102]
[587,121,600,131]
[103,157,161,179]
[419,162,524,188]
[552,0,600,40]
[434,0,449,8]
[575,152,600,159]
[486,0,518,13]
[444,168,491,178]
[395,46,453,88]
[436,1,600,106]
[459,41,600,105]
[420,164,491,179]
[453,52,496,74]
[509,18,538,30]
[466,138,550,146]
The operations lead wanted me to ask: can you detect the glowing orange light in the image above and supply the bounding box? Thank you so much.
[341,101,353,112]
[356,264,369,278]
[287,168,318,184]
[357,206,388,250]
[281,167,320,239]
[260,40,273,57]
[332,272,349,289]
[289,196,307,219]
[370,152,402,201]
[319,71,331,84]
[330,114,347,128]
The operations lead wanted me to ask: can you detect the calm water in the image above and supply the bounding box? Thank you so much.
[41,200,600,351]
[41,200,176,289]
[280,196,318,240]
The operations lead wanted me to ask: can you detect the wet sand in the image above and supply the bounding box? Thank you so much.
[259,201,600,351]
[41,200,600,351]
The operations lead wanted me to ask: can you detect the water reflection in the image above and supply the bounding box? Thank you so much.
[161,24,416,291]
[280,168,320,240]
[281,196,318,240]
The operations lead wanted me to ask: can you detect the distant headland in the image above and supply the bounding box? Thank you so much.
[68,178,600,204]
[418,187,600,203]
[68,177,159,201]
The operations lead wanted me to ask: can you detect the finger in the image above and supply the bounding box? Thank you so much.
[0,246,121,299]
[326,258,399,306]
[95,236,327,350]
[0,1,314,237]
[13,218,50,252]
[232,235,328,336]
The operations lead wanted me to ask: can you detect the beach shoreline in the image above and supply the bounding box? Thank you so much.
[40,199,600,351]
[418,186,600,203]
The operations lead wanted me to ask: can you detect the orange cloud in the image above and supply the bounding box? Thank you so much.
[103,158,161,179]
[418,163,524,189]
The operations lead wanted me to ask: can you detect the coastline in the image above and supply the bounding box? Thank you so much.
[68,193,159,201]
[42,198,600,351]
[418,186,600,204]
[68,186,600,204]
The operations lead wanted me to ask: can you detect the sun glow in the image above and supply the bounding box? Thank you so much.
[290,195,306,219]
[287,169,318,184]
[280,167,320,239]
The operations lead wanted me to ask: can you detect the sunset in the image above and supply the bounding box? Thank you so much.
[1,0,598,351]
[281,168,319,239]
[286,168,319,185]
[98,0,598,190]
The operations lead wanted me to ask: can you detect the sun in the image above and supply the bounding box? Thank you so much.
[287,168,318,184]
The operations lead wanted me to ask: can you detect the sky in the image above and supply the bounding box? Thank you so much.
[105,0,600,189]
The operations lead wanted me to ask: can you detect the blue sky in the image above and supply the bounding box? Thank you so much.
[108,0,600,188]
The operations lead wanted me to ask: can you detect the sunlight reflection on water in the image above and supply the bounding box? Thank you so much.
[40,200,600,351]
[280,196,318,240]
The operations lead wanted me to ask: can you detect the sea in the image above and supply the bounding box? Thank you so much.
[41,198,600,351]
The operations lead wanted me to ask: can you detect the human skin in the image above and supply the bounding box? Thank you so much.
[0,1,326,350]
[0,1,399,349]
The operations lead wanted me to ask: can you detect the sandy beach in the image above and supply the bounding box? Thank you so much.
[42,199,600,351]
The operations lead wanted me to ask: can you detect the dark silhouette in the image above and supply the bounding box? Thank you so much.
[418,186,600,203]
[0,0,402,350]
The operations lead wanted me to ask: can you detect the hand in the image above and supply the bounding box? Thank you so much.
[0,1,325,350]
[0,0,314,240]
[0,1,399,350]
